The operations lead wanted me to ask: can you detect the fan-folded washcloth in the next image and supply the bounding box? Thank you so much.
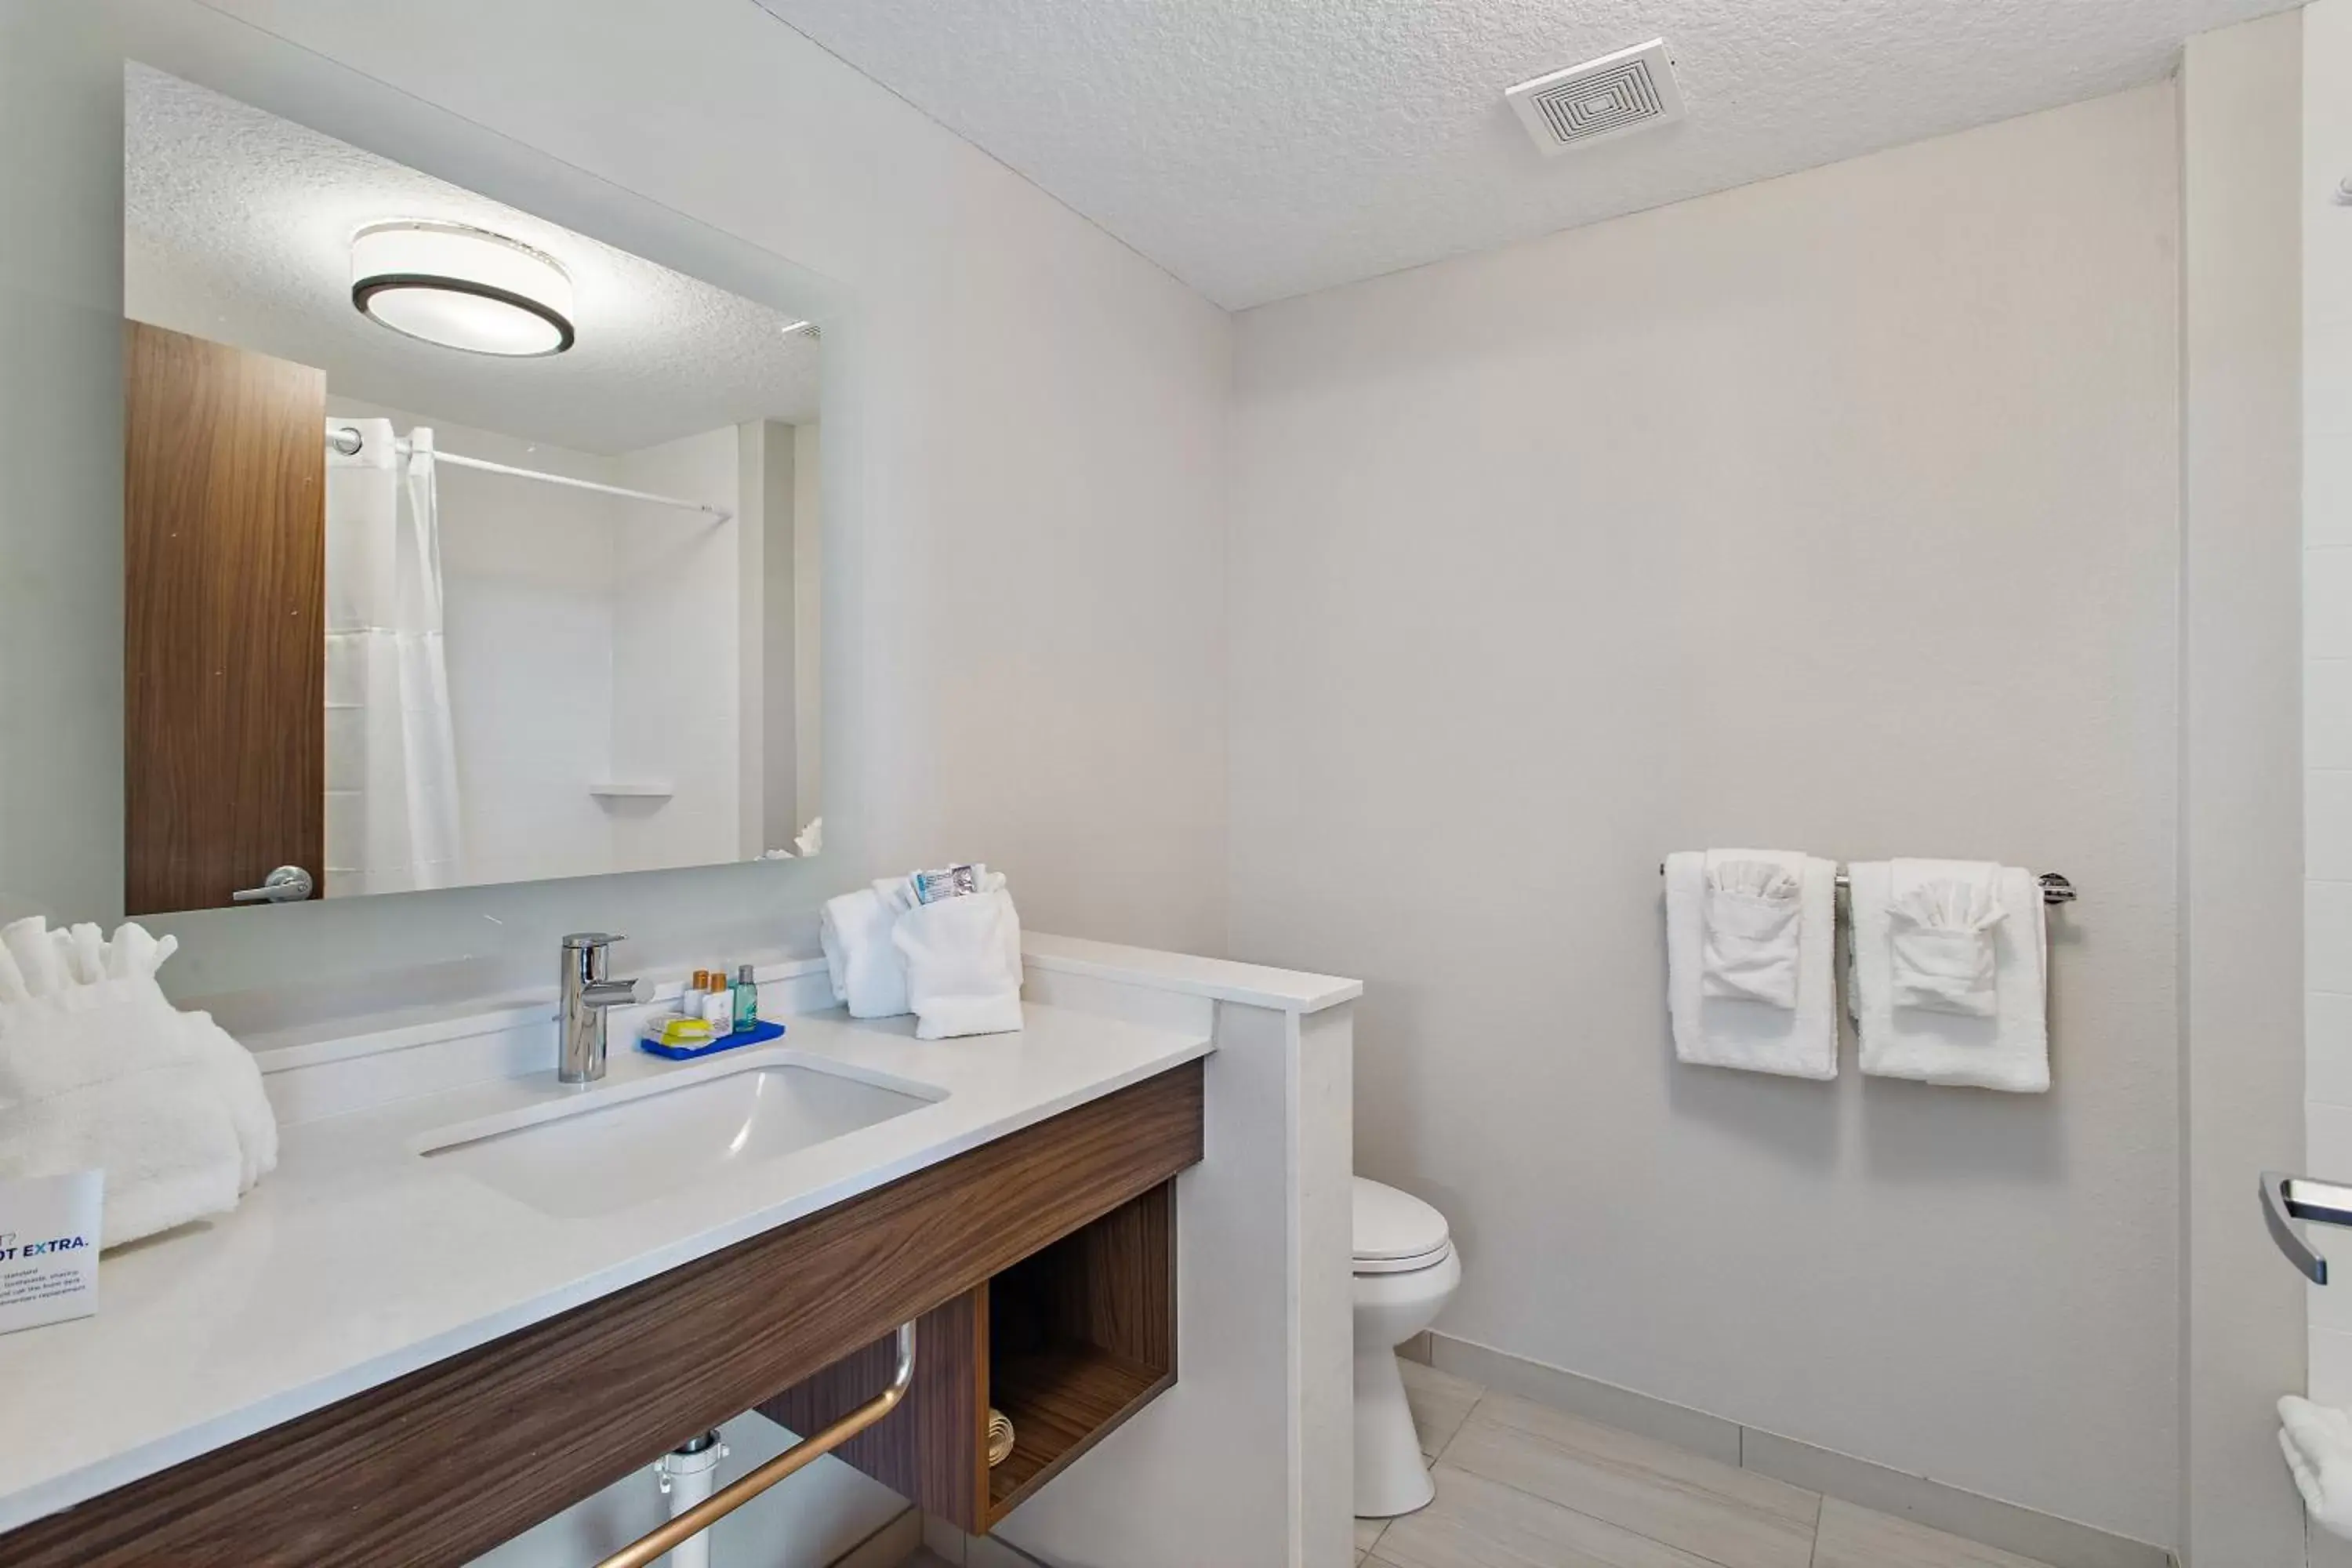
[1665,849,1838,1079]
[0,917,277,1247]
[1849,862,2049,1092]
[2281,1396,2352,1540]
[1700,857,1805,1008]
[1887,859,2006,1018]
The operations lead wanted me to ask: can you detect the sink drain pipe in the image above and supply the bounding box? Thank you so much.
[596,1320,918,1568]
[652,1431,727,1568]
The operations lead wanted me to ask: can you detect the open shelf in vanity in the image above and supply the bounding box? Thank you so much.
[762,1176,1178,1535]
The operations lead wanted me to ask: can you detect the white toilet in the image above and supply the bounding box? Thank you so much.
[1352,1176,1461,1519]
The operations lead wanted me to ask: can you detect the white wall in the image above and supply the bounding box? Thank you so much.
[1230,85,2183,1542]
[2179,13,2310,1566]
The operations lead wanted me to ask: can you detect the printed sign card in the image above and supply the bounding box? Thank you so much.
[0,1171,103,1336]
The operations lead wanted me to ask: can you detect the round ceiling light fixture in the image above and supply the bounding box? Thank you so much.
[350,220,575,357]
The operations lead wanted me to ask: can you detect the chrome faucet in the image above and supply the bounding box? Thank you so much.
[558,932,638,1083]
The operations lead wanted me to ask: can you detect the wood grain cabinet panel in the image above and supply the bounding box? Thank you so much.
[0,1060,1203,1568]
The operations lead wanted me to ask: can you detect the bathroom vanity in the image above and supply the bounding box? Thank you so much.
[0,937,1359,1567]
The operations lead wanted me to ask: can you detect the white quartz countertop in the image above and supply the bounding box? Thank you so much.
[0,1001,1215,1534]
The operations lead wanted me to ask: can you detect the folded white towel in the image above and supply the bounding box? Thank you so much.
[1666,850,1837,1079]
[1850,862,2048,1092]
[821,887,913,1019]
[0,975,246,1247]
[2281,1396,2352,1539]
[1888,858,2006,1018]
[1701,855,1805,1009]
[894,889,1024,1040]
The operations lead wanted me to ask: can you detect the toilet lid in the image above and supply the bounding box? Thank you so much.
[1353,1177,1450,1262]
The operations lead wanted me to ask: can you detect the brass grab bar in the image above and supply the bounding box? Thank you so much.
[593,1321,918,1568]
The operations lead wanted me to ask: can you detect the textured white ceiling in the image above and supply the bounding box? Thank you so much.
[754,0,2293,309]
[125,64,819,455]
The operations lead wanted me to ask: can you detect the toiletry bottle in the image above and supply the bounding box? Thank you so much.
[733,964,759,1034]
[702,964,735,1034]
[682,970,709,1028]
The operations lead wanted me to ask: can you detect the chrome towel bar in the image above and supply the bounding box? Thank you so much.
[1656,863,2077,906]
[594,1319,917,1568]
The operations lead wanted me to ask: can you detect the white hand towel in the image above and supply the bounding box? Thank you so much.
[1666,850,1837,1079]
[1700,855,1805,1008]
[0,975,245,1247]
[821,887,913,1019]
[894,889,1025,1040]
[1888,858,2006,1017]
[2281,1396,2352,1540]
[1851,862,2048,1092]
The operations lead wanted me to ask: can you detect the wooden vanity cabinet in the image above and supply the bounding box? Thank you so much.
[0,1060,1203,1568]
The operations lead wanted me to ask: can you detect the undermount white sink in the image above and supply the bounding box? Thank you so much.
[415,1054,944,1218]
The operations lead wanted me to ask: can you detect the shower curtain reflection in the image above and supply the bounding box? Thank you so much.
[322,417,463,896]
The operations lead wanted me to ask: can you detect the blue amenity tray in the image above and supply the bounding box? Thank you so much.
[638,1017,786,1060]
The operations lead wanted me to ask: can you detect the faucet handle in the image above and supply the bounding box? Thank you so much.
[580,978,638,1009]
[562,931,625,951]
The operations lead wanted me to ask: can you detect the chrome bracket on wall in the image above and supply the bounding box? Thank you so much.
[2260,1171,2352,1285]
[593,1319,917,1568]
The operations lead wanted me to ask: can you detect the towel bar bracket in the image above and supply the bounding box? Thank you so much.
[2262,1171,2352,1286]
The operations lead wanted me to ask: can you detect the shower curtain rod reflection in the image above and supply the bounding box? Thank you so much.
[326,424,731,522]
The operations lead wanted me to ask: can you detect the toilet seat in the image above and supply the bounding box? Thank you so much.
[1354,1177,1450,1276]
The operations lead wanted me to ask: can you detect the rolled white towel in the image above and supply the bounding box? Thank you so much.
[183,1008,279,1193]
[2281,1396,2352,1539]
[821,887,913,1019]
[103,924,176,982]
[894,889,1024,1040]
[1,916,67,999]
[61,924,107,988]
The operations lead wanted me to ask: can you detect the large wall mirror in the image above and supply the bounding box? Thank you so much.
[120,64,826,916]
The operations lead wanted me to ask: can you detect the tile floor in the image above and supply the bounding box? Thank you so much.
[1355,1361,2061,1568]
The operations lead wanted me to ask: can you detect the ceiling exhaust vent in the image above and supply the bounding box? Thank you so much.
[1505,39,1684,155]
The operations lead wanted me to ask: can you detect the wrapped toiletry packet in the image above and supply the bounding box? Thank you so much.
[0,1170,103,1336]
